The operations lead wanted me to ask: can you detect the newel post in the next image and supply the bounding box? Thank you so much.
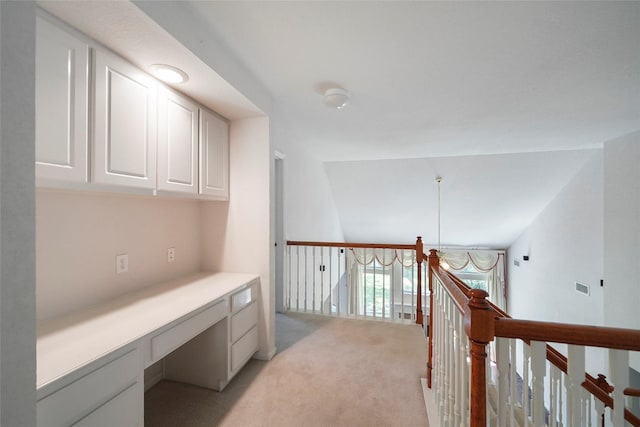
[465,289,495,427]
[415,236,424,325]
[427,249,439,388]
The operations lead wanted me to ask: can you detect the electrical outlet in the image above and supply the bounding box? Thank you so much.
[167,247,175,263]
[116,254,129,273]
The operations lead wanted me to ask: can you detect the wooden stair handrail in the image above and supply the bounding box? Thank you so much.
[626,388,640,397]
[287,240,416,250]
[430,263,469,313]
[429,261,640,426]
[494,318,640,351]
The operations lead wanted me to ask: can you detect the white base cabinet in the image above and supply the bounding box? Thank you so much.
[164,281,258,390]
[37,273,260,427]
[37,348,143,427]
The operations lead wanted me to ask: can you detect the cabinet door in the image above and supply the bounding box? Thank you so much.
[199,108,229,200]
[93,49,157,189]
[35,14,89,183]
[157,88,198,194]
[73,383,142,427]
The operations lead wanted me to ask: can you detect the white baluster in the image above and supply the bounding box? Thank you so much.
[510,340,517,427]
[461,312,470,427]
[530,340,547,426]
[453,310,463,426]
[440,296,448,425]
[585,389,592,426]
[522,342,531,426]
[609,349,629,426]
[567,344,586,426]
[550,365,559,427]
[444,298,452,426]
[496,337,509,427]
[593,396,604,427]
[558,372,564,427]
[436,285,445,425]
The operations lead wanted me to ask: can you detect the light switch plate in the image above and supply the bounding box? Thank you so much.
[116,254,129,273]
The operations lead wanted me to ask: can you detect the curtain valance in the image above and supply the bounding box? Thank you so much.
[440,250,500,272]
[349,248,416,267]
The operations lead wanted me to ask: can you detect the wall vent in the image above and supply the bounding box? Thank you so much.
[575,281,590,296]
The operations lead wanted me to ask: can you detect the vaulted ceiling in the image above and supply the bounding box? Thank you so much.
[40,1,640,248]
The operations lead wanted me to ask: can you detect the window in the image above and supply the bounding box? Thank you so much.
[456,263,488,292]
[362,260,391,317]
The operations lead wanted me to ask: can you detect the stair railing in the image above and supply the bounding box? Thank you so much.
[286,238,427,323]
[426,249,640,426]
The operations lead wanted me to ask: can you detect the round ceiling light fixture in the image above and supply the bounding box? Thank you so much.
[324,87,350,109]
[149,64,189,84]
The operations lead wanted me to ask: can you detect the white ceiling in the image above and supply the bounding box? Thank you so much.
[38,1,640,248]
[325,150,597,248]
[39,1,263,121]
[187,1,640,161]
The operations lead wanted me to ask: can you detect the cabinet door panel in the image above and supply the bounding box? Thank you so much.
[72,383,142,427]
[35,14,89,183]
[199,108,229,199]
[108,71,150,177]
[157,88,198,193]
[37,349,140,427]
[94,50,157,189]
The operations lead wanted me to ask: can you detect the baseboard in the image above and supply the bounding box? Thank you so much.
[253,346,277,361]
[422,378,440,427]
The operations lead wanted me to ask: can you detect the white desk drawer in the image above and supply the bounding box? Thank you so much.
[37,349,140,427]
[231,326,258,373]
[151,299,227,361]
[230,280,257,312]
[231,301,258,343]
[73,382,142,427]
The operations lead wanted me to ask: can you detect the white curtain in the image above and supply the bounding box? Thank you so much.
[349,248,415,267]
[440,250,506,311]
[346,248,417,316]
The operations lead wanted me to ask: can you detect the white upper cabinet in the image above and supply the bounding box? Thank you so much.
[35,14,90,184]
[157,88,199,194]
[93,49,157,190]
[199,108,229,200]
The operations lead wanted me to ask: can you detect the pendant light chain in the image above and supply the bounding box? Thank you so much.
[436,177,442,253]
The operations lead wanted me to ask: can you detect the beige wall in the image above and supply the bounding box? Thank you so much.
[36,189,202,321]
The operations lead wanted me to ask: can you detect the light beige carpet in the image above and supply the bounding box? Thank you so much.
[145,312,429,427]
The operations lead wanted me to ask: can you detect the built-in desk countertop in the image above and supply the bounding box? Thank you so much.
[37,272,259,390]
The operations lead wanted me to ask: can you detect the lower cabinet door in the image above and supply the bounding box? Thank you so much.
[37,349,141,427]
[73,383,142,427]
[230,326,258,373]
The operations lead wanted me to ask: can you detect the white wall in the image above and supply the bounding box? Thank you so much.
[508,150,605,372]
[36,190,202,321]
[0,1,37,424]
[201,117,275,359]
[272,130,344,242]
[603,130,640,369]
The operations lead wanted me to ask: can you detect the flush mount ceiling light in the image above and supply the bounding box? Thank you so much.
[149,64,189,84]
[324,88,350,109]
